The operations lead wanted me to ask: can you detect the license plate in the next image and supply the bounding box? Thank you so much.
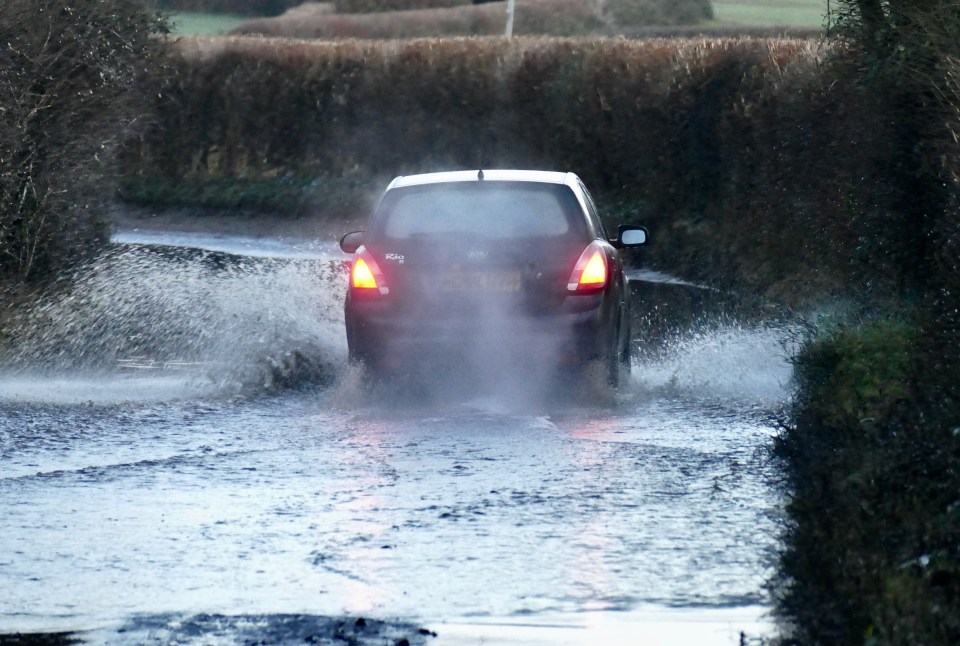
[441,270,521,293]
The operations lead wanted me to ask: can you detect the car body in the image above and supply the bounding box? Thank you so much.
[339,170,647,388]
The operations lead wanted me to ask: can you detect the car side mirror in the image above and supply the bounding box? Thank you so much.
[340,231,364,254]
[615,225,648,248]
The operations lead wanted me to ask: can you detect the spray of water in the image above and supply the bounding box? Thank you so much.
[2,245,348,401]
[631,320,799,406]
[0,238,798,409]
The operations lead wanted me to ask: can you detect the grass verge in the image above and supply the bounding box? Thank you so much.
[774,317,960,643]
[118,174,381,219]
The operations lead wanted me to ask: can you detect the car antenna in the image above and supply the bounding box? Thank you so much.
[478,169,484,181]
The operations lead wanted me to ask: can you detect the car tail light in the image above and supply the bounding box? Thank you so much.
[567,241,608,293]
[350,247,389,295]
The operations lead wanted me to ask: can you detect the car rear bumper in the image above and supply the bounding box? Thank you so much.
[346,296,616,373]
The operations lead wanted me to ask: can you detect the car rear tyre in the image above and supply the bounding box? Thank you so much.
[606,310,631,390]
[606,349,631,390]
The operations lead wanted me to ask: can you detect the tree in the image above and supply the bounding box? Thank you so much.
[0,0,167,285]
[775,4,960,643]
[828,1,960,294]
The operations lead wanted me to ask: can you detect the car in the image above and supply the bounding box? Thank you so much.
[339,169,647,389]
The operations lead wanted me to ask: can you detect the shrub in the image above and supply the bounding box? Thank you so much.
[231,0,607,37]
[0,0,167,285]
[774,319,960,644]
[326,0,712,28]
[770,4,960,640]
[791,321,916,434]
[334,0,470,14]
[155,0,301,15]
[229,0,710,37]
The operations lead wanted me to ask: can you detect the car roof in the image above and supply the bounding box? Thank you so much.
[386,170,577,189]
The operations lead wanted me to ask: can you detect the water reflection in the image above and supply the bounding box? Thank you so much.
[286,399,777,619]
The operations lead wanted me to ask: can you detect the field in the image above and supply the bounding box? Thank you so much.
[166,11,249,35]
[165,0,828,35]
[711,0,827,28]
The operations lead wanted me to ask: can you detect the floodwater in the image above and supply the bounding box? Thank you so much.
[0,231,794,645]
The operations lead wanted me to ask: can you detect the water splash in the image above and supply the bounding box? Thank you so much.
[632,321,799,406]
[1,237,799,408]
[2,245,348,401]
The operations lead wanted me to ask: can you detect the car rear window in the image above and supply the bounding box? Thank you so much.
[373,182,584,240]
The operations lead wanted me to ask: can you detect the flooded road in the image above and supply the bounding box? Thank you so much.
[0,231,793,644]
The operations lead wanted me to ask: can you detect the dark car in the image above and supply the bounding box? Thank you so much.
[339,170,647,388]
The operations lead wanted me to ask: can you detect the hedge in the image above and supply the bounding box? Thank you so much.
[122,35,888,304]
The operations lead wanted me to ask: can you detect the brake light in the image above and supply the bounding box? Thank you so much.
[350,247,389,295]
[352,258,377,288]
[567,242,608,293]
